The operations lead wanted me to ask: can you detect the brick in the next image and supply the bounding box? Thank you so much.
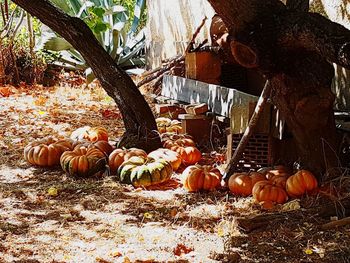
[155,104,182,114]
[156,104,186,119]
[185,103,209,115]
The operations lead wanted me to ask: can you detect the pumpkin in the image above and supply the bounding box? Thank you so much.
[156,117,172,127]
[60,147,107,177]
[228,172,266,196]
[166,121,182,134]
[117,156,173,187]
[160,133,193,142]
[85,126,108,142]
[74,140,113,156]
[170,145,202,166]
[163,138,196,149]
[260,200,275,210]
[258,165,290,178]
[269,174,288,188]
[257,166,273,175]
[70,126,91,141]
[24,137,73,166]
[285,170,318,197]
[109,148,147,174]
[148,148,182,171]
[252,181,288,204]
[182,165,222,192]
[70,126,108,142]
[92,140,113,155]
[156,118,182,134]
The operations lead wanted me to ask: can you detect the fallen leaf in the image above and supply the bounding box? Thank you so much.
[304,248,313,255]
[101,109,121,119]
[217,227,225,237]
[47,187,58,197]
[144,212,153,219]
[96,257,112,263]
[282,199,300,211]
[110,251,122,257]
[170,208,178,218]
[173,244,194,256]
[0,86,11,97]
[34,96,48,106]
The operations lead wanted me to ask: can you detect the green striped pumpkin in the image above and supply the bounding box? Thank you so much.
[117,156,173,187]
[60,148,107,178]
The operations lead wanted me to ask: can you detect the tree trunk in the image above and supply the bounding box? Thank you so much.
[13,0,161,152]
[207,0,350,179]
[286,0,309,12]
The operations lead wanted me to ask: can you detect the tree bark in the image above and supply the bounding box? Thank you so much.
[13,0,161,152]
[286,0,309,12]
[208,0,350,179]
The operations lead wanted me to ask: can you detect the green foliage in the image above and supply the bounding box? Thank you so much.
[309,0,328,18]
[44,0,147,82]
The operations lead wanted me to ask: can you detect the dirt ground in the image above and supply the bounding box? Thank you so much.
[0,83,350,263]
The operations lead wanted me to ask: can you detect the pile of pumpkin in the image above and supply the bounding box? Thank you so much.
[228,166,318,209]
[23,126,213,189]
[23,125,319,209]
[155,117,182,134]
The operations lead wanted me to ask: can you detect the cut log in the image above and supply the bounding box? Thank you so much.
[321,216,350,230]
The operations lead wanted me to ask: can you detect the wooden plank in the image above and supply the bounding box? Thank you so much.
[162,75,258,117]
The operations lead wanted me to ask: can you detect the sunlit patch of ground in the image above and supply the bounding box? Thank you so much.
[0,83,350,262]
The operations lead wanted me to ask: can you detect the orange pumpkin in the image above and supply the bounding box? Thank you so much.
[108,148,147,174]
[260,200,275,210]
[148,148,182,171]
[285,170,318,197]
[163,138,196,149]
[253,181,288,204]
[269,174,288,188]
[266,169,290,180]
[74,140,113,156]
[156,118,182,134]
[171,145,201,166]
[92,140,113,155]
[228,172,266,196]
[85,127,108,142]
[60,147,107,177]
[258,165,290,178]
[160,133,193,142]
[182,165,222,192]
[24,137,73,166]
[257,166,273,175]
[70,126,108,142]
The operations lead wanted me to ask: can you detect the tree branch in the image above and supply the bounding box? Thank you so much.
[224,80,271,180]
[13,0,161,150]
